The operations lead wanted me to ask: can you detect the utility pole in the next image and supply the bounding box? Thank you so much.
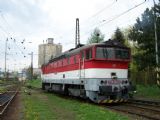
[153,0,159,86]
[31,52,33,80]
[29,52,33,80]
[43,44,46,64]
[4,38,8,80]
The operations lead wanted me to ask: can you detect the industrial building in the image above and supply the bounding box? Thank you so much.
[38,38,62,68]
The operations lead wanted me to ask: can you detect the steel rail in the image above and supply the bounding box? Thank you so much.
[0,89,18,115]
[107,106,160,120]
[0,98,10,107]
[124,104,160,113]
[129,99,160,105]
[129,101,160,108]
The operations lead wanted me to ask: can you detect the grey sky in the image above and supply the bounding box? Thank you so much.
[0,0,156,71]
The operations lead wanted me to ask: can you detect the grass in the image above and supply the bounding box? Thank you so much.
[0,79,4,84]
[23,90,57,120]
[22,79,129,120]
[25,79,42,88]
[46,93,128,120]
[0,80,17,93]
[0,86,7,93]
[134,85,160,100]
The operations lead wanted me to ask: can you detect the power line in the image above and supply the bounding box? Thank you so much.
[0,11,15,34]
[66,0,117,43]
[0,18,28,59]
[86,0,117,21]
[81,0,147,39]
[78,1,117,37]
[0,25,10,36]
[6,37,27,57]
[0,11,29,56]
[99,0,146,27]
[0,10,29,39]
[0,36,27,71]
[14,42,26,57]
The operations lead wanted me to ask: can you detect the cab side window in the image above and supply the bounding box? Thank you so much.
[81,51,84,60]
[86,49,92,60]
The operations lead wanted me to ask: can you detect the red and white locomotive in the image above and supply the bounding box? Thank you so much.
[41,40,134,103]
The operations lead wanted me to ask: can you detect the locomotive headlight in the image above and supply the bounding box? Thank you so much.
[125,80,128,84]
[100,80,107,84]
[122,80,128,84]
[100,80,104,84]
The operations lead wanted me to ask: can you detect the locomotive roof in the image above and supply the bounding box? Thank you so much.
[44,39,129,65]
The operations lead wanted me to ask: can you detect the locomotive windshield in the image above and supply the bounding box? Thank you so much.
[96,47,129,60]
[115,48,129,59]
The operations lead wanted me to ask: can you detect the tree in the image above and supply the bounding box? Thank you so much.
[128,3,160,70]
[87,28,104,44]
[112,27,125,44]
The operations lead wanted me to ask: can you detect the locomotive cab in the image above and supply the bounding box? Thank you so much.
[82,42,133,103]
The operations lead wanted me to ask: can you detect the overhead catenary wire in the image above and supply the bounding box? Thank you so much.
[2,38,27,72]
[62,0,118,46]
[80,0,147,39]
[0,29,26,57]
[0,11,28,59]
[84,0,117,22]
[14,42,26,57]
[78,1,117,38]
[0,10,38,71]
[0,30,28,71]
[0,10,29,39]
[0,0,150,71]
[0,11,15,34]
[0,10,29,49]
[99,0,147,27]
[0,25,11,36]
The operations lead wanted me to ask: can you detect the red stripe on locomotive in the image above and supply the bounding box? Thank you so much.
[42,60,129,74]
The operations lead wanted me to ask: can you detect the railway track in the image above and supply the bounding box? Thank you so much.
[0,88,18,117]
[106,99,160,120]
[128,98,160,107]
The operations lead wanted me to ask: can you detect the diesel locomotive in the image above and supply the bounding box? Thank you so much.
[41,39,134,103]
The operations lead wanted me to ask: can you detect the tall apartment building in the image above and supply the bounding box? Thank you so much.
[38,38,62,68]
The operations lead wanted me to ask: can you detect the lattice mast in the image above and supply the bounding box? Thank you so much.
[75,18,80,47]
